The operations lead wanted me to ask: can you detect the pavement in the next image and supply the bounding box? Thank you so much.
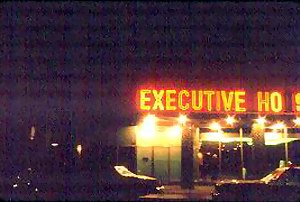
[139,184,215,201]
[139,176,243,201]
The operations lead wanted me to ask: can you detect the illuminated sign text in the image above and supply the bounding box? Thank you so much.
[137,89,297,113]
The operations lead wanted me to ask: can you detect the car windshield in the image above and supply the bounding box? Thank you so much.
[114,166,136,177]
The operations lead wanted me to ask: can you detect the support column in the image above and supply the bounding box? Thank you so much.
[181,124,194,189]
[193,127,200,182]
[168,146,171,183]
[251,124,267,177]
[151,146,155,177]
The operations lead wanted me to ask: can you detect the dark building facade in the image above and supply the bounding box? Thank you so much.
[0,2,299,182]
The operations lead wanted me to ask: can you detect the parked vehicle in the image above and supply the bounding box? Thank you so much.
[1,165,164,201]
[212,165,300,201]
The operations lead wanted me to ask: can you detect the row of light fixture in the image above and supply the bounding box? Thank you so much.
[142,114,300,131]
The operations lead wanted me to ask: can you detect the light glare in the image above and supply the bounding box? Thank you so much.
[168,125,182,139]
[270,121,286,130]
[30,126,36,140]
[225,115,236,126]
[264,132,282,141]
[51,143,59,147]
[293,117,300,126]
[178,114,188,125]
[76,144,82,155]
[255,116,267,126]
[139,114,156,139]
[209,122,222,131]
[144,114,156,125]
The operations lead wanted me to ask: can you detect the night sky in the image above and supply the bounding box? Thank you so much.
[0,2,299,143]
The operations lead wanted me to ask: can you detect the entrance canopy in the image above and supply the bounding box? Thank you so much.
[200,131,299,146]
[123,114,300,147]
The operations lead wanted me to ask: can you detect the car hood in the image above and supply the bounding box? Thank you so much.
[216,179,263,186]
[133,174,157,181]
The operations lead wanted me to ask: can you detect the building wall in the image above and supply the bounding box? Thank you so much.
[118,124,183,182]
[118,123,300,183]
[137,146,181,183]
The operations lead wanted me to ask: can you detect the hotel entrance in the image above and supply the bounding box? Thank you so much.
[117,115,184,183]
[118,114,300,184]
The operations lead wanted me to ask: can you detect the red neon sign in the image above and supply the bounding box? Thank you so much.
[137,89,293,114]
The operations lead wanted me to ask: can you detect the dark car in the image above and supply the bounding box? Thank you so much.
[212,166,300,201]
[1,165,164,201]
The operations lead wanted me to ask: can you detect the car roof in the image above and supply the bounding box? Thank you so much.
[289,166,300,170]
[276,166,300,173]
[280,166,300,169]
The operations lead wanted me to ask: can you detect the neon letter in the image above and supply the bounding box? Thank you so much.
[295,93,300,112]
[140,89,151,110]
[257,91,270,112]
[191,90,203,111]
[166,90,177,111]
[235,91,246,112]
[215,91,221,111]
[221,91,234,112]
[152,90,165,110]
[270,92,282,113]
[178,90,190,110]
[204,91,215,111]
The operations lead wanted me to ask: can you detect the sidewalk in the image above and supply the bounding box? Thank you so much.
[167,174,240,186]
[139,175,246,201]
[139,185,215,201]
